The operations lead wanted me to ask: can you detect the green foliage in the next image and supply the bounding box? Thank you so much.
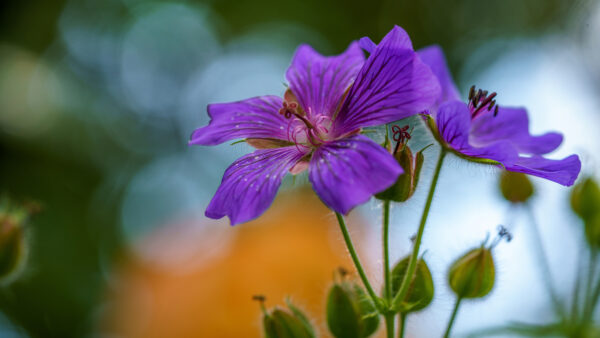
[390,256,434,313]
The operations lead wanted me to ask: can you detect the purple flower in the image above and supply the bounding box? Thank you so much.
[415,45,580,186]
[189,26,441,224]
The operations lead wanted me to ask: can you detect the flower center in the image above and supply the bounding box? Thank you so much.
[279,91,333,147]
[467,85,499,119]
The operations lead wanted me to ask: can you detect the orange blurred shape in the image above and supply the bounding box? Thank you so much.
[103,188,374,337]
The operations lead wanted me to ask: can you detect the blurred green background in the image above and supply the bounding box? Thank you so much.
[0,0,597,337]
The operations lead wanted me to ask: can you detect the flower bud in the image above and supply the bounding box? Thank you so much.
[448,247,495,299]
[376,144,425,202]
[499,171,534,204]
[390,256,434,313]
[0,198,30,282]
[570,177,600,222]
[326,280,379,338]
[256,296,315,338]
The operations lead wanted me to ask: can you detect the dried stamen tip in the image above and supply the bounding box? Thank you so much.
[391,124,413,154]
[489,225,513,248]
[337,266,349,278]
[252,294,266,303]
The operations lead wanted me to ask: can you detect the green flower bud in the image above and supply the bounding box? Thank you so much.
[376,143,426,202]
[584,213,600,250]
[448,247,495,299]
[390,256,434,313]
[255,295,315,338]
[570,177,600,221]
[326,279,379,338]
[0,198,31,282]
[499,171,534,203]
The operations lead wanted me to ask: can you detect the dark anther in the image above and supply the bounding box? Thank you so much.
[252,294,266,303]
[391,124,412,154]
[468,85,475,100]
[469,85,500,119]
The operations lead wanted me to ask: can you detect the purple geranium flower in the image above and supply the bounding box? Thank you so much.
[189,26,441,224]
[362,39,580,186]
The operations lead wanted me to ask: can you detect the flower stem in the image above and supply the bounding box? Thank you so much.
[382,200,394,337]
[392,149,446,309]
[398,313,406,338]
[335,212,381,310]
[524,204,564,317]
[444,296,463,338]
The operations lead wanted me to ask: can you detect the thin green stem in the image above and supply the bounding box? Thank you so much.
[584,250,600,321]
[524,204,564,317]
[335,212,381,310]
[392,149,446,308]
[444,297,463,338]
[383,200,392,300]
[383,200,394,338]
[398,313,406,338]
[385,313,395,338]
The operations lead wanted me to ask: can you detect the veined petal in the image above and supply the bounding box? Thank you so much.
[189,96,290,146]
[470,106,563,155]
[505,155,581,186]
[437,101,518,164]
[206,147,306,225]
[417,45,461,107]
[333,26,440,134]
[308,135,403,214]
[359,26,412,54]
[285,42,365,119]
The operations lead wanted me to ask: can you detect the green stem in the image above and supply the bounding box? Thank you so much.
[524,204,564,317]
[444,297,463,338]
[392,149,446,309]
[335,212,381,310]
[398,313,406,338]
[385,313,395,338]
[382,200,394,337]
[584,250,600,321]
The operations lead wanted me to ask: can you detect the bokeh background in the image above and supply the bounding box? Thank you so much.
[0,0,599,337]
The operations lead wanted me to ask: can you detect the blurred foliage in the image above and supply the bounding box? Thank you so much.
[0,0,593,336]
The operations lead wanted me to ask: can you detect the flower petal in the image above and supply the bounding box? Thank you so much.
[470,106,563,155]
[437,101,518,164]
[285,42,365,119]
[206,147,306,225]
[505,155,581,186]
[308,135,403,214]
[333,26,440,134]
[189,96,290,146]
[417,45,461,106]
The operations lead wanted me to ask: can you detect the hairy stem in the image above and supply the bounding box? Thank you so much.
[383,200,394,337]
[335,212,381,310]
[444,297,463,338]
[392,149,446,308]
[399,313,407,338]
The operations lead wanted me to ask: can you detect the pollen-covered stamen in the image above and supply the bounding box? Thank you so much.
[391,124,413,154]
[468,85,500,119]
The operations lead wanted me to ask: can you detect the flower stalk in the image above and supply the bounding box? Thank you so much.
[444,296,463,338]
[392,148,446,310]
[383,199,394,337]
[335,212,383,311]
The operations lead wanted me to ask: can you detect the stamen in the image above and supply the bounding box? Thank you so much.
[391,124,412,154]
[489,225,513,248]
[468,85,500,119]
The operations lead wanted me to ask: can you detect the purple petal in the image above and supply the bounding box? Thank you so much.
[505,155,581,186]
[189,96,289,146]
[417,45,461,106]
[437,101,518,163]
[285,42,365,119]
[206,147,306,225]
[470,106,563,155]
[308,135,403,214]
[333,26,441,134]
[358,26,412,54]
[359,37,376,54]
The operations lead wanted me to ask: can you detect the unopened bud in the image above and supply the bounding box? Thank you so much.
[499,171,534,203]
[326,279,379,338]
[390,256,434,313]
[257,296,315,338]
[0,198,31,282]
[376,144,426,202]
[570,177,600,222]
[448,247,495,299]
